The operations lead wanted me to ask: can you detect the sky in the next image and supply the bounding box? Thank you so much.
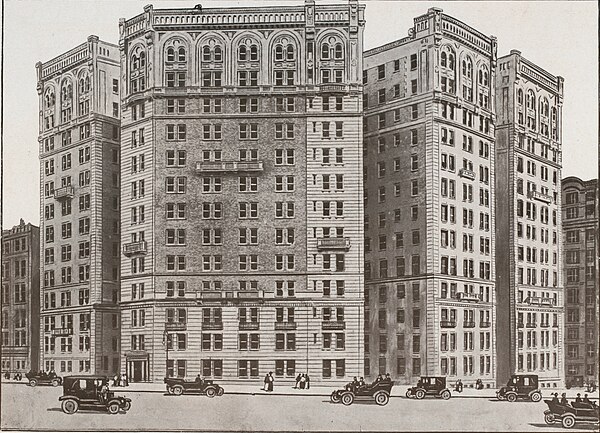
[1,0,598,229]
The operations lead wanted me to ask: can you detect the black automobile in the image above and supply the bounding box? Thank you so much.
[164,377,224,397]
[25,371,62,387]
[330,379,394,406]
[58,375,131,414]
[496,374,542,402]
[406,376,451,400]
[544,399,599,429]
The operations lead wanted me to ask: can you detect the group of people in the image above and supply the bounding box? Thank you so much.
[4,371,22,380]
[263,372,274,392]
[346,373,392,391]
[294,373,311,389]
[551,392,597,408]
[111,373,129,387]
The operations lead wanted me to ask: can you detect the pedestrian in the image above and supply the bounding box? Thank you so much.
[123,373,129,387]
[305,373,310,390]
[267,371,274,392]
[455,379,463,393]
[299,373,306,390]
[294,374,301,389]
[263,373,270,391]
[113,374,118,387]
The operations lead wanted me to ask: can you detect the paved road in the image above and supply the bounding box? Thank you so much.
[1,383,596,431]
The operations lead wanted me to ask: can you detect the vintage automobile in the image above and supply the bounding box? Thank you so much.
[58,375,132,414]
[405,376,452,400]
[544,399,599,429]
[330,379,394,406]
[496,374,542,402]
[164,377,225,397]
[25,371,62,387]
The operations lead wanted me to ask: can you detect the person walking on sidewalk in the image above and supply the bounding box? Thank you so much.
[263,373,270,391]
[267,371,274,392]
[305,374,310,390]
[294,374,301,389]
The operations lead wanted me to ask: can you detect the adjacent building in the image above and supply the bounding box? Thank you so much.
[561,177,598,388]
[36,36,121,375]
[363,8,497,386]
[1,220,41,375]
[495,50,564,387]
[118,1,365,382]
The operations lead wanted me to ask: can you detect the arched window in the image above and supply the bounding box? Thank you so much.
[321,43,330,60]
[203,46,211,62]
[275,45,284,61]
[239,45,247,61]
[44,89,55,109]
[214,46,222,62]
[334,43,343,59]
[527,90,536,111]
[140,52,146,68]
[178,47,186,62]
[85,76,90,92]
[166,47,175,62]
[286,44,294,61]
[462,58,472,78]
[61,80,72,102]
[440,52,447,67]
[250,45,258,61]
[448,53,455,71]
[79,78,86,94]
[517,89,523,105]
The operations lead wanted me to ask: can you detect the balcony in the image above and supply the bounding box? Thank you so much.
[440,320,456,328]
[274,321,297,331]
[540,298,556,307]
[525,296,556,307]
[54,185,75,200]
[52,328,73,337]
[464,321,476,328]
[236,290,263,300]
[320,83,347,93]
[480,321,491,328]
[201,321,223,331]
[195,161,264,173]
[123,241,147,257]
[322,321,346,330]
[316,238,351,251]
[196,291,223,301]
[239,321,260,331]
[456,292,481,303]
[164,321,187,332]
[459,168,476,180]
[528,190,552,204]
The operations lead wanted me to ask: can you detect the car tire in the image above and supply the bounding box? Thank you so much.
[167,386,174,395]
[61,399,79,415]
[51,379,60,387]
[172,386,183,396]
[206,387,216,398]
[440,390,451,400]
[506,393,517,403]
[217,387,224,396]
[544,413,555,425]
[122,401,131,412]
[341,392,354,406]
[561,414,575,429]
[29,378,37,387]
[530,392,542,403]
[330,392,341,404]
[415,389,426,400]
[374,391,390,406]
[108,402,120,414]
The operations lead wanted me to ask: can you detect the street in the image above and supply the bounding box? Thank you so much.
[1,383,596,431]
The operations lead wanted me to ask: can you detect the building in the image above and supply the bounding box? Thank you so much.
[363,8,497,386]
[495,50,564,388]
[1,220,41,375]
[561,177,598,388]
[36,36,121,375]
[118,1,365,382]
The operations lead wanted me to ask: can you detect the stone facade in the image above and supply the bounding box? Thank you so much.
[495,50,564,387]
[118,1,365,383]
[1,220,40,374]
[363,8,497,386]
[36,37,121,375]
[561,176,598,388]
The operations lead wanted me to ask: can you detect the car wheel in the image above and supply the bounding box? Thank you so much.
[561,414,576,429]
[166,386,174,395]
[206,387,216,398]
[440,390,451,400]
[51,379,60,387]
[107,402,120,415]
[330,392,341,404]
[405,390,412,399]
[506,393,517,403]
[341,392,354,406]
[172,386,183,396]
[374,391,390,406]
[29,378,37,387]
[530,392,542,403]
[61,399,79,415]
[415,389,426,400]
[217,387,224,396]
[122,401,131,412]
[544,413,555,425]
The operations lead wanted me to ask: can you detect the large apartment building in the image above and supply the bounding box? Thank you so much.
[1,220,40,375]
[561,176,598,388]
[36,36,121,375]
[118,1,365,382]
[363,8,497,386]
[495,50,564,387]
